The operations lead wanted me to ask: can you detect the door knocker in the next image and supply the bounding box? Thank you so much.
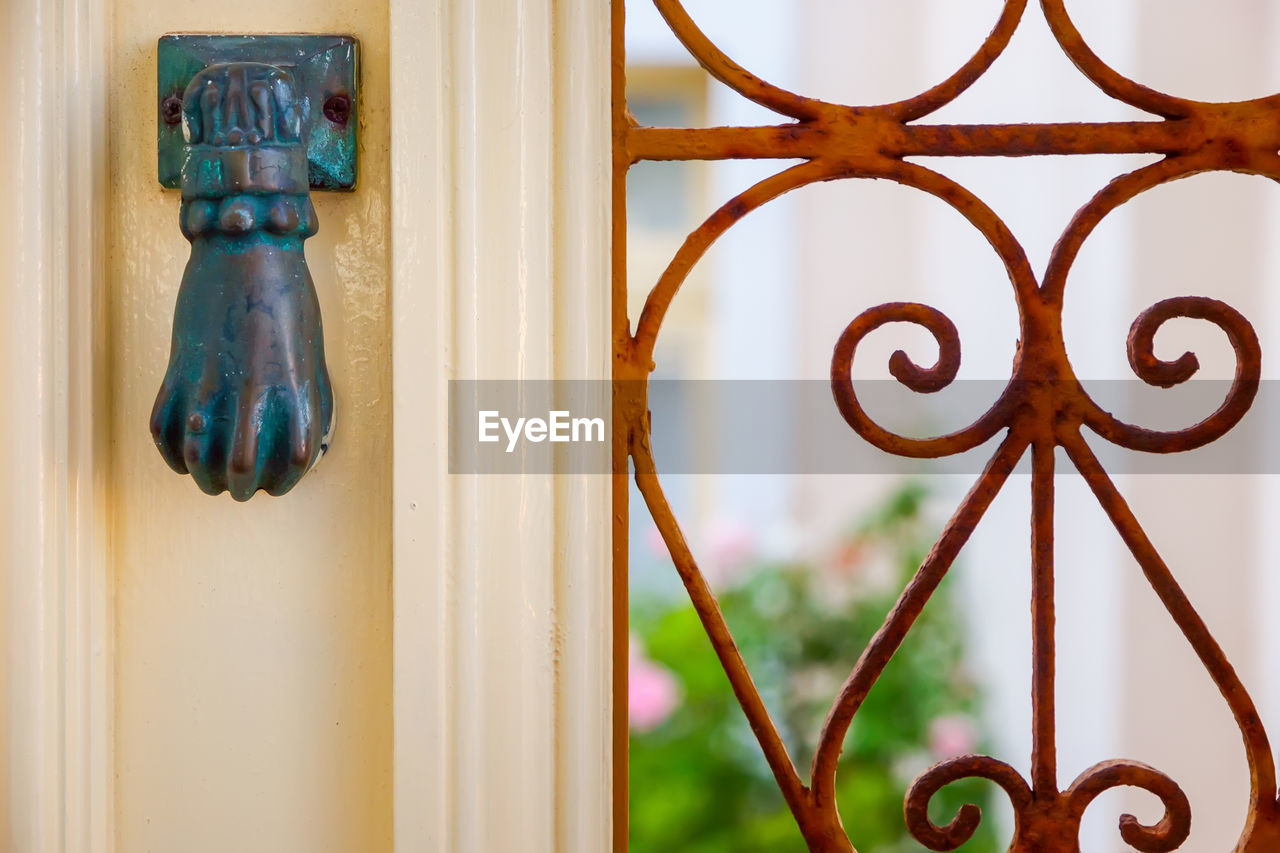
[151,35,357,500]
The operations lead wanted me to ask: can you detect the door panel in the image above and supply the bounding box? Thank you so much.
[107,1,392,850]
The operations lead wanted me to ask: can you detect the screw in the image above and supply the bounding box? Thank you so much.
[160,95,183,126]
[323,94,352,127]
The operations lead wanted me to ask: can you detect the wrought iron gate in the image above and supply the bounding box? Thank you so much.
[612,2,1279,850]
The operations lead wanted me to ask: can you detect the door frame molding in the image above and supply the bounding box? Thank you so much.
[389,2,613,851]
[0,1,114,851]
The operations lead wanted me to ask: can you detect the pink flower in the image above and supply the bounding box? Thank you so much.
[928,714,978,759]
[702,515,756,585]
[644,522,671,560]
[629,636,680,733]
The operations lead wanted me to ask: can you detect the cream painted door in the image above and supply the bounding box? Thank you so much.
[108,2,393,851]
[0,1,611,852]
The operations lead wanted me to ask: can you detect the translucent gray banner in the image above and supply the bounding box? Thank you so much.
[449,380,1280,475]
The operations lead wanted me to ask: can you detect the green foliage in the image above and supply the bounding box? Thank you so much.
[630,483,1001,852]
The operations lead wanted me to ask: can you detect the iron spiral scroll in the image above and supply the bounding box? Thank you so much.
[613,1,1280,851]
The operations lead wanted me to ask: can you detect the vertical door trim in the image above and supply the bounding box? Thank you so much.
[389,2,613,851]
[0,1,114,851]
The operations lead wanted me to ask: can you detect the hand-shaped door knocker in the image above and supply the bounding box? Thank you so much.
[152,36,357,500]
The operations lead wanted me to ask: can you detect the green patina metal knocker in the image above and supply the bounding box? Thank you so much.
[151,35,358,500]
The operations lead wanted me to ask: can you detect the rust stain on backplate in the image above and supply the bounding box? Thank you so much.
[613,1,1280,851]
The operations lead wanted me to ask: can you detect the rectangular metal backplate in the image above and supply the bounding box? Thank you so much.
[158,34,359,191]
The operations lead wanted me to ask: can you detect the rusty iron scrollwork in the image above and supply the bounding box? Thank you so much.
[613,2,1280,851]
